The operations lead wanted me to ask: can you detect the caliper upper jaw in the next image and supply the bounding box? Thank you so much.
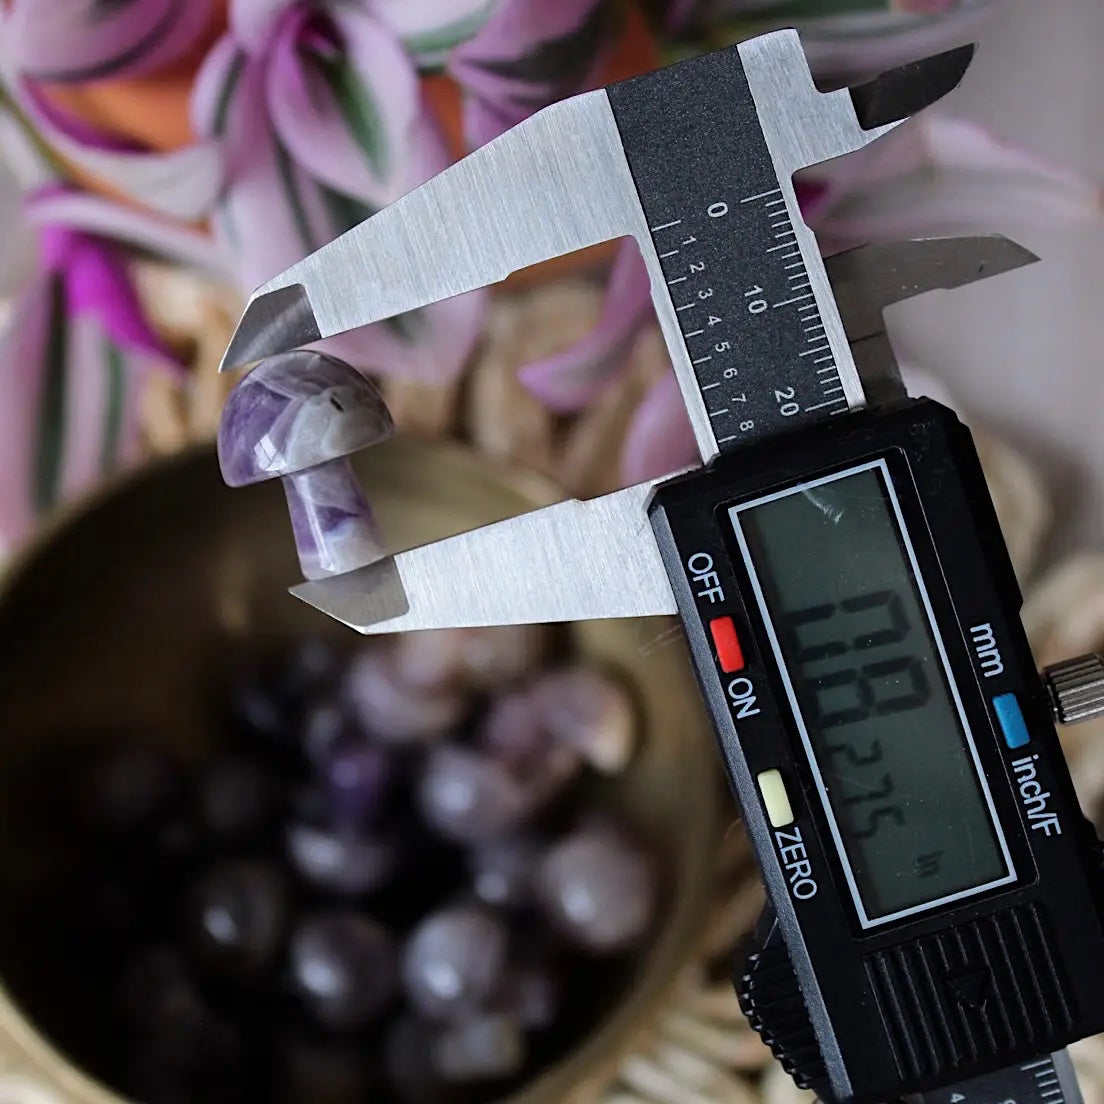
[825,235,1039,406]
[219,35,981,377]
[218,89,648,374]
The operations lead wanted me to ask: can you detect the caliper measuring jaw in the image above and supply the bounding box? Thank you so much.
[288,232,1035,633]
[219,31,970,457]
[214,28,1029,629]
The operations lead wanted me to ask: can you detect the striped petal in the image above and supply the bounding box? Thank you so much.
[195,37,486,381]
[57,311,148,500]
[11,79,222,220]
[806,116,1104,248]
[0,135,36,297]
[37,220,174,364]
[265,5,421,208]
[2,0,215,83]
[194,42,338,289]
[449,0,616,147]
[191,32,249,142]
[25,187,226,280]
[372,0,497,67]
[621,369,697,485]
[461,94,526,153]
[519,240,653,412]
[229,0,297,53]
[0,276,53,542]
[0,270,161,547]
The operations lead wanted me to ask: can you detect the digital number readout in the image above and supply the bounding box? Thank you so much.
[731,461,1013,925]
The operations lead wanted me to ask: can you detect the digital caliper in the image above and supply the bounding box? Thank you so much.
[219,29,1104,1104]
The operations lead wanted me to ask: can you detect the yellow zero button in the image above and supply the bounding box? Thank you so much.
[757,769,794,828]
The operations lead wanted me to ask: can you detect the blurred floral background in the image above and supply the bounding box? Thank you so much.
[4,1,1104,1103]
[2,0,1101,553]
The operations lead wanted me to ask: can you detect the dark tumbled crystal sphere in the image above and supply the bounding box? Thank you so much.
[289,912,398,1031]
[185,860,288,978]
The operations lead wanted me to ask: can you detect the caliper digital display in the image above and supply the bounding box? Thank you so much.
[648,398,1104,1104]
[731,461,1014,924]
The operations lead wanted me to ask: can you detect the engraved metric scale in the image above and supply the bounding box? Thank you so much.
[218,28,1104,1104]
[607,47,860,443]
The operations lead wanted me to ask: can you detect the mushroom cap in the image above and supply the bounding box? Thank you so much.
[218,351,394,486]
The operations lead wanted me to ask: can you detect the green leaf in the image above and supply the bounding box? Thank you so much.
[319,56,390,180]
[403,1,498,66]
[474,2,617,97]
[211,49,246,139]
[100,339,125,475]
[273,139,316,254]
[33,276,68,514]
[319,184,376,236]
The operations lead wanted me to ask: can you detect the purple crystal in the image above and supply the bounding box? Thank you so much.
[536,823,657,953]
[431,1013,526,1083]
[344,649,465,744]
[217,351,392,487]
[479,690,544,771]
[323,741,392,826]
[393,626,550,691]
[281,1034,377,1103]
[478,690,581,808]
[218,351,393,580]
[417,745,532,844]
[469,836,539,909]
[194,755,279,845]
[494,963,560,1030]
[285,820,396,896]
[289,912,398,1030]
[282,459,387,579]
[530,666,636,774]
[184,860,288,978]
[385,1015,441,1103]
[401,904,508,1019]
[299,699,350,766]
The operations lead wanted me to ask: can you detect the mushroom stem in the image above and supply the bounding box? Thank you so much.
[282,458,385,579]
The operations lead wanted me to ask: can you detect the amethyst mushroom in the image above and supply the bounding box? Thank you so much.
[218,351,393,579]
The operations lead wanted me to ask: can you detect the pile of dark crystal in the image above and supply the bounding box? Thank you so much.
[52,628,659,1104]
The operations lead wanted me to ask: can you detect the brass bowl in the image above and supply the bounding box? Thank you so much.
[0,438,721,1103]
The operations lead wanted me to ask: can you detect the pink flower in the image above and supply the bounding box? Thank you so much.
[193,0,489,383]
[0,0,224,220]
[3,0,216,83]
[0,188,186,545]
[447,0,617,149]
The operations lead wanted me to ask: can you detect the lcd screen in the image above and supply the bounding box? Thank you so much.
[731,461,1012,924]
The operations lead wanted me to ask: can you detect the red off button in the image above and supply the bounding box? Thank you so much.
[709,616,745,673]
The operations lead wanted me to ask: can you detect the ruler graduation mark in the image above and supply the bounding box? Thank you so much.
[606,50,852,452]
[741,188,781,203]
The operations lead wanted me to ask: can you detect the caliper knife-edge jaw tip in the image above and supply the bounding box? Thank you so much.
[217,33,981,376]
[826,234,1039,406]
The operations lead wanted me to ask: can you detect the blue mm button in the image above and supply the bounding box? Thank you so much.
[993,693,1031,749]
